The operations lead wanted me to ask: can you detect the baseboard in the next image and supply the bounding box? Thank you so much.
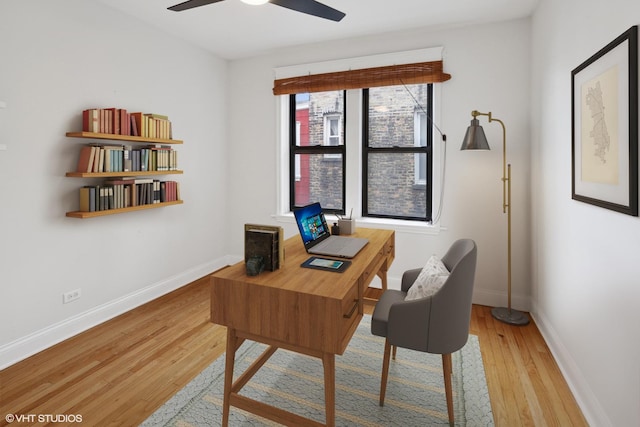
[531,305,610,427]
[470,287,531,311]
[0,256,233,370]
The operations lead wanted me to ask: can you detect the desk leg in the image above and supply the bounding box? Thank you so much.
[222,328,238,427]
[377,261,389,292]
[322,352,336,427]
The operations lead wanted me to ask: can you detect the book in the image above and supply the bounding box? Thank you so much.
[124,186,130,208]
[82,109,100,133]
[123,145,131,171]
[91,144,101,172]
[99,109,105,133]
[140,148,148,171]
[119,109,129,136]
[98,186,105,211]
[151,180,158,204]
[97,148,105,172]
[131,112,144,138]
[244,224,284,271]
[105,108,119,135]
[130,114,138,136]
[79,186,95,212]
[104,109,112,134]
[160,181,166,202]
[245,228,278,272]
[107,186,114,209]
[76,145,95,173]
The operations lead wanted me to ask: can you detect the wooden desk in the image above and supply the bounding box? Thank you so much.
[210,227,395,426]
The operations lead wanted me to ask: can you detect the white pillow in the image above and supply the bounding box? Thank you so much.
[405,255,450,300]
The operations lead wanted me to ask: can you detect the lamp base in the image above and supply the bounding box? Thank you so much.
[491,307,530,326]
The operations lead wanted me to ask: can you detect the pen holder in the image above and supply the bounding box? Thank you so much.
[338,218,356,235]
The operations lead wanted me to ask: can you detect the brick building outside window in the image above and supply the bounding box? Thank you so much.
[290,83,432,221]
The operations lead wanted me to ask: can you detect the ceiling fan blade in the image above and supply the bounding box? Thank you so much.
[269,0,345,22]
[168,0,225,12]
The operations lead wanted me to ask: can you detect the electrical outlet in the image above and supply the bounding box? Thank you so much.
[63,289,81,304]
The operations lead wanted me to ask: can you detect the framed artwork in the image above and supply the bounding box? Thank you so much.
[571,25,638,216]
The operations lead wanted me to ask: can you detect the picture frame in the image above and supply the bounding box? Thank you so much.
[571,25,638,216]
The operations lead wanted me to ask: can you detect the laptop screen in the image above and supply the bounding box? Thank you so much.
[293,202,330,246]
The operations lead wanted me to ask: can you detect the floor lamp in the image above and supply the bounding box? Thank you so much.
[461,110,529,326]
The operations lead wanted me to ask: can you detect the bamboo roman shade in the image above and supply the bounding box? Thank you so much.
[273,60,451,95]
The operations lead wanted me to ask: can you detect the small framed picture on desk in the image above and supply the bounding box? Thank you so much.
[301,256,351,273]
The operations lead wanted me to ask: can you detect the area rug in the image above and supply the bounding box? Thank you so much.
[142,316,493,426]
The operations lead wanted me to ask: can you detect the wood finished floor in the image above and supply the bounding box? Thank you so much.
[0,275,587,426]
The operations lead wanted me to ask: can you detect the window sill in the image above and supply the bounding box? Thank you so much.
[272,213,443,235]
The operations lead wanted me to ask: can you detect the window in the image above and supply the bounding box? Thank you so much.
[289,91,345,212]
[324,115,341,147]
[323,114,342,160]
[286,85,434,222]
[363,84,433,221]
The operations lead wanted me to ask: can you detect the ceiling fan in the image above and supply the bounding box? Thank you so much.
[167,0,346,22]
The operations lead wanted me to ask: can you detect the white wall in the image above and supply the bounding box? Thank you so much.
[531,1,640,426]
[226,20,532,308]
[0,0,229,368]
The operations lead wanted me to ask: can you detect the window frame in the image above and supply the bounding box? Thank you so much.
[288,92,347,215]
[414,110,428,186]
[361,84,434,222]
[277,87,443,233]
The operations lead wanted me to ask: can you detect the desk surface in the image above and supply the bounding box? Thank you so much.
[212,227,393,296]
[211,227,395,355]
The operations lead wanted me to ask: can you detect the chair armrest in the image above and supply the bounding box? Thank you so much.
[401,268,422,292]
[387,296,432,352]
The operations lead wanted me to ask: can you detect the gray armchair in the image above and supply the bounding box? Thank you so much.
[371,239,478,425]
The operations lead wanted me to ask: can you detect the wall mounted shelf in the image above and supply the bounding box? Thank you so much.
[65,124,183,218]
[66,200,183,218]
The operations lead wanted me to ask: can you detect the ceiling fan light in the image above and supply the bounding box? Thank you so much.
[241,0,269,5]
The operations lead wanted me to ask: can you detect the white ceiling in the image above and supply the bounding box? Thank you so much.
[97,0,539,60]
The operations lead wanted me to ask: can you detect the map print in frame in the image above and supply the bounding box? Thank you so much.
[581,66,619,185]
[571,25,638,216]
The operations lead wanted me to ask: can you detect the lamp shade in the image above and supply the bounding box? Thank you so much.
[460,118,490,150]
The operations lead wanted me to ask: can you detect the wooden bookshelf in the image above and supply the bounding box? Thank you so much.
[66,200,183,218]
[66,121,183,218]
[66,131,183,145]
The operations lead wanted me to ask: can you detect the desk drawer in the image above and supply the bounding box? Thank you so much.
[384,236,395,260]
[341,283,360,338]
[361,252,384,288]
[341,283,359,319]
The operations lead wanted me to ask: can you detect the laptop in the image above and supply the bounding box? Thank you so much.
[293,202,368,258]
